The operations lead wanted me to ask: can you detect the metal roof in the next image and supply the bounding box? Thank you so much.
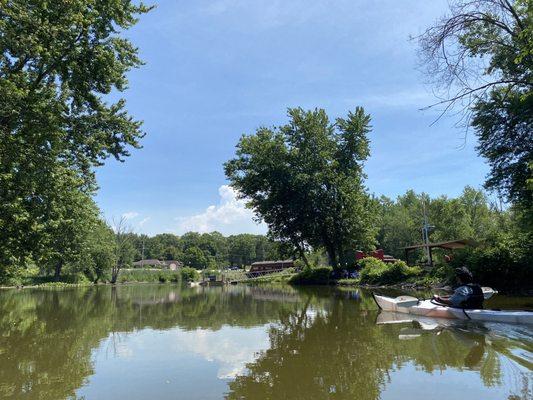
[402,239,476,251]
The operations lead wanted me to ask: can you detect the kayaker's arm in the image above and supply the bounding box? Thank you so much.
[432,295,453,306]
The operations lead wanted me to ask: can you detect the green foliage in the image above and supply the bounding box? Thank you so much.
[117,267,199,284]
[293,259,307,271]
[180,267,199,282]
[225,107,377,268]
[376,187,502,260]
[0,0,151,282]
[76,219,116,283]
[117,269,183,284]
[450,229,532,291]
[358,258,421,286]
[289,266,333,285]
[182,246,209,269]
[419,0,532,209]
[419,264,456,287]
[243,270,295,284]
[128,231,282,269]
[473,88,533,208]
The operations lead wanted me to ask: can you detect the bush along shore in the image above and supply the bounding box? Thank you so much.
[255,256,530,294]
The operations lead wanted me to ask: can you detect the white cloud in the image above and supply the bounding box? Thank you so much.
[139,217,151,227]
[122,211,139,221]
[177,185,267,235]
[172,326,271,379]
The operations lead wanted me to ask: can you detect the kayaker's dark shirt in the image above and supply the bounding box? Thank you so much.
[449,285,476,307]
[449,285,483,308]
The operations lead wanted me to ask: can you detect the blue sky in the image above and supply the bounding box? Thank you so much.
[95,0,490,236]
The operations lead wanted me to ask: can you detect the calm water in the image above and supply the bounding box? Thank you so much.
[0,284,531,400]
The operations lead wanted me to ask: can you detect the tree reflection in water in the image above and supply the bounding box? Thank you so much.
[0,285,530,400]
[226,289,531,400]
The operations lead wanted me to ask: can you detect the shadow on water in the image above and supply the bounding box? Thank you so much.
[0,284,530,400]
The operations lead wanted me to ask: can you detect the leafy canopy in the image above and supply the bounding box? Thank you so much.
[225,107,377,268]
[0,0,152,270]
[418,0,532,208]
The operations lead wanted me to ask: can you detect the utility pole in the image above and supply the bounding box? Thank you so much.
[141,237,145,260]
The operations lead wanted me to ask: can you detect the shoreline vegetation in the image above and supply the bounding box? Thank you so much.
[3,262,531,296]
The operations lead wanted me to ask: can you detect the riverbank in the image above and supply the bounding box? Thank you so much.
[241,268,533,295]
[3,272,531,296]
[1,268,199,290]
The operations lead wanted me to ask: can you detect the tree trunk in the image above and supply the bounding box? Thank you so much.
[324,240,338,269]
[111,265,119,284]
[54,261,63,281]
[299,248,310,268]
[294,241,309,268]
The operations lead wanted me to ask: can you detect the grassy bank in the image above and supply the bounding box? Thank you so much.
[1,267,200,289]
[118,268,198,284]
[239,270,296,284]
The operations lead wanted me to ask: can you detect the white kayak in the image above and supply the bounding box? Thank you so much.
[373,294,533,325]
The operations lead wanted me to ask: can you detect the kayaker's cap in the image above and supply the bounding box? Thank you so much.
[455,266,473,280]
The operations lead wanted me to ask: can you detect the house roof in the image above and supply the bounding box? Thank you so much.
[133,259,163,265]
[132,259,183,266]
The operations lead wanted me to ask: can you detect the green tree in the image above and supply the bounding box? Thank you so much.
[225,107,376,269]
[80,219,116,283]
[418,0,532,208]
[376,187,503,260]
[111,217,135,284]
[182,246,208,269]
[0,0,151,275]
[376,191,425,259]
[228,234,257,267]
[40,179,101,280]
[146,233,182,260]
[199,232,229,267]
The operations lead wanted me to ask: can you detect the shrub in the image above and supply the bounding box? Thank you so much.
[118,269,181,283]
[293,259,306,271]
[289,266,333,285]
[180,267,199,282]
[359,257,421,285]
[0,263,25,286]
[62,273,92,284]
[450,232,531,291]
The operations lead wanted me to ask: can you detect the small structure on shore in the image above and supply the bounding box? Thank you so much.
[402,239,475,267]
[356,249,397,264]
[249,260,294,274]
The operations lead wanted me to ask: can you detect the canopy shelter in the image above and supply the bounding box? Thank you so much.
[402,239,476,267]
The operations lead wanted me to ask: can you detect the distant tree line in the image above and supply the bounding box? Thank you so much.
[124,231,285,269]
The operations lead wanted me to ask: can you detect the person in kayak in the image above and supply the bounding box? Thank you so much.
[432,267,484,309]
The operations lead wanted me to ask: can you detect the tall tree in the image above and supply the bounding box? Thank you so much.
[111,217,135,284]
[0,1,151,271]
[418,0,532,208]
[225,107,376,268]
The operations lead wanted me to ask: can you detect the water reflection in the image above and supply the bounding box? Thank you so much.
[0,285,530,400]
